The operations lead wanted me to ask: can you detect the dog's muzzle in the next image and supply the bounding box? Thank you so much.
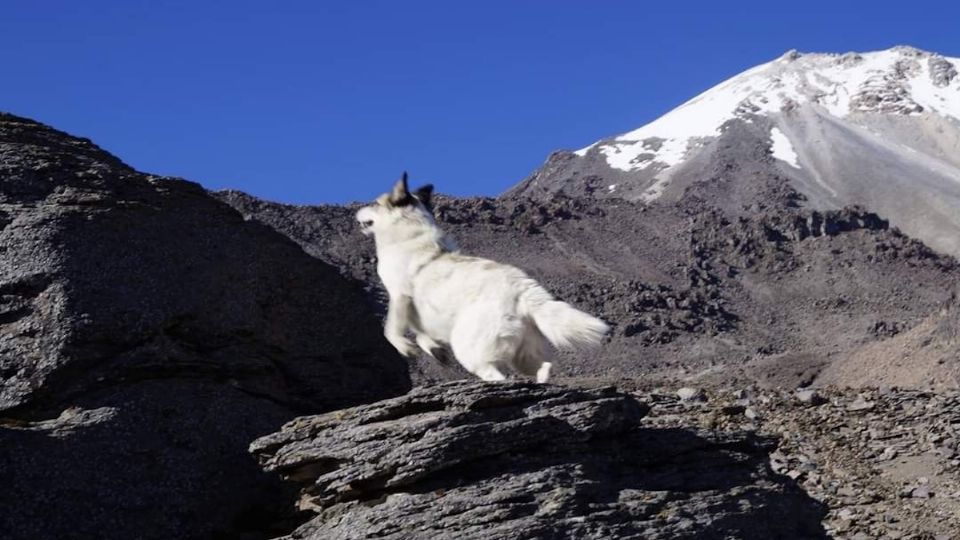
[356,207,376,236]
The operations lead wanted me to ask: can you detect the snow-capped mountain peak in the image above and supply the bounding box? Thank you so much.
[512,46,960,258]
[576,46,960,177]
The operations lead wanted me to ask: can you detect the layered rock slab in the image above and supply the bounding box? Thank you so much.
[252,381,827,539]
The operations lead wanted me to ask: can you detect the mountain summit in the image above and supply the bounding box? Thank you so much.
[511,46,960,256]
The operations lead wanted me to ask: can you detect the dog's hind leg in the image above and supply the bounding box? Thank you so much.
[514,329,553,383]
[450,305,521,382]
[452,337,511,381]
[536,362,552,383]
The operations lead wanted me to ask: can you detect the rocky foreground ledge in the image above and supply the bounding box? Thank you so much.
[251,381,826,539]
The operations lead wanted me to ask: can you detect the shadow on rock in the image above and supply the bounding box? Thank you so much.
[0,381,303,540]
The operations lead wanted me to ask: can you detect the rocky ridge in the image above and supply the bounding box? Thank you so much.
[220,182,959,390]
[251,381,828,539]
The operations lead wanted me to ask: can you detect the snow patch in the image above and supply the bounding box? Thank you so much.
[909,59,960,120]
[770,127,801,168]
[573,144,594,157]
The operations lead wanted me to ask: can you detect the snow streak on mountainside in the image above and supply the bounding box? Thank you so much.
[512,46,960,257]
[770,127,801,169]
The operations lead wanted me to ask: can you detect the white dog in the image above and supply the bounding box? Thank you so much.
[356,173,609,382]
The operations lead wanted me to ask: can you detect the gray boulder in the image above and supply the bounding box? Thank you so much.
[252,381,828,539]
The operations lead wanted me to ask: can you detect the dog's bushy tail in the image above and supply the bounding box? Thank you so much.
[518,282,609,350]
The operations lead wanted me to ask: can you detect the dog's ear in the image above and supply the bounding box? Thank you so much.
[389,172,411,205]
[414,184,434,209]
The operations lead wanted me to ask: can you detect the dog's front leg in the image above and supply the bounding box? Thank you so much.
[385,294,418,358]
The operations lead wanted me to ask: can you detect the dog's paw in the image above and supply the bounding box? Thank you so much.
[415,334,451,365]
[536,362,553,384]
[387,335,419,358]
[397,342,419,358]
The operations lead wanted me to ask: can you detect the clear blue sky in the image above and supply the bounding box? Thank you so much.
[3,1,959,204]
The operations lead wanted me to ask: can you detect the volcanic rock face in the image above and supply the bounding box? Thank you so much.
[0,114,410,540]
[642,385,960,539]
[250,381,827,539]
[221,181,960,389]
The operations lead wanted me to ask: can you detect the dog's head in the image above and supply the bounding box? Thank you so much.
[356,172,436,238]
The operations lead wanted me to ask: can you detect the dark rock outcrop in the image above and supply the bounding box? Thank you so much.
[251,381,828,539]
[0,113,410,540]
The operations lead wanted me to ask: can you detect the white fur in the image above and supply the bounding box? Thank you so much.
[357,180,609,382]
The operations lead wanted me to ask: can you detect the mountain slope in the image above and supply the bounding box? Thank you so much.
[510,46,960,257]
[220,184,959,390]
